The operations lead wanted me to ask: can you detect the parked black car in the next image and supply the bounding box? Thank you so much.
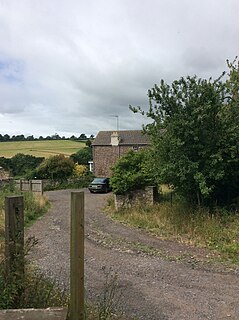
[88,177,112,193]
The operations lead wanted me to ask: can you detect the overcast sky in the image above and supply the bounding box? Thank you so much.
[0,0,238,138]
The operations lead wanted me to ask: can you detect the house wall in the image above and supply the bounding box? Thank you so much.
[93,144,147,177]
[93,145,119,177]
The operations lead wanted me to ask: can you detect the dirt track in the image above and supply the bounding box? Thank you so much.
[27,189,239,320]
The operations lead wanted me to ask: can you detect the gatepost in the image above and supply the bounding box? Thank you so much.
[5,196,24,278]
[69,192,85,320]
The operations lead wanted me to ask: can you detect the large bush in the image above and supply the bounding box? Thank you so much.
[0,154,44,178]
[34,154,74,181]
[110,150,153,195]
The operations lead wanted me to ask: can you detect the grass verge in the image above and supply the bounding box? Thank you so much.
[0,183,50,229]
[105,194,239,264]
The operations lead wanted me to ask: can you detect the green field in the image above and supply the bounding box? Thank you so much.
[0,140,85,158]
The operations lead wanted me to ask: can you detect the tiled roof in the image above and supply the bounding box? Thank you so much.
[92,130,150,146]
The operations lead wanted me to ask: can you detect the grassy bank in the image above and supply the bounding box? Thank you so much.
[0,184,50,260]
[0,140,85,158]
[0,184,49,230]
[106,193,239,264]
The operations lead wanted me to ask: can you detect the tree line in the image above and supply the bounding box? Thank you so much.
[0,147,92,180]
[0,133,94,142]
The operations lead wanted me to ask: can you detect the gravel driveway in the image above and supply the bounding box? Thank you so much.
[27,189,239,320]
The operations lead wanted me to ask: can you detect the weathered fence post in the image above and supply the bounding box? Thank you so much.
[5,196,24,278]
[69,192,85,320]
[40,180,43,195]
[29,180,33,191]
[19,179,23,192]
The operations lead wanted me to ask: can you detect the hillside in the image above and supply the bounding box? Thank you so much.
[0,140,85,158]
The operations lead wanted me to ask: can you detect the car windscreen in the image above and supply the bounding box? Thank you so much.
[92,178,106,183]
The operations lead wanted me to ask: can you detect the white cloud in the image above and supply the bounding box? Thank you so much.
[0,0,238,137]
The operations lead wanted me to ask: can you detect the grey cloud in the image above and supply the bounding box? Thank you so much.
[0,0,238,137]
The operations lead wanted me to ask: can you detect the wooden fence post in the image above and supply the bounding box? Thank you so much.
[40,180,43,195]
[69,192,85,320]
[19,179,23,192]
[29,180,33,191]
[5,196,24,278]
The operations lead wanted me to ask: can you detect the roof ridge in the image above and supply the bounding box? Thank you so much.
[92,130,150,146]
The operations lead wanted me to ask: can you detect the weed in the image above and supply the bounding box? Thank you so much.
[0,235,69,309]
[0,263,69,309]
[95,267,124,320]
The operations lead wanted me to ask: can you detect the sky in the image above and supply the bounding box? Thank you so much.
[0,0,238,138]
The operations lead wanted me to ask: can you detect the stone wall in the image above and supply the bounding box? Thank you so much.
[114,186,159,211]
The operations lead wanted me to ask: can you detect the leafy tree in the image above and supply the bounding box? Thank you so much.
[35,154,74,181]
[3,134,10,141]
[70,147,92,165]
[110,150,153,195]
[26,135,34,141]
[85,139,92,147]
[51,133,61,140]
[79,133,87,140]
[14,134,25,141]
[131,59,239,206]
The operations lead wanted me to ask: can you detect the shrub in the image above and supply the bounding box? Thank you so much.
[110,150,154,195]
[34,155,74,181]
[73,164,88,178]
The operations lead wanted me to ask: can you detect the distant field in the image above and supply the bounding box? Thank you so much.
[0,140,85,158]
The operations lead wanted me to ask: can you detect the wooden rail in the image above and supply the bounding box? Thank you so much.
[15,179,44,194]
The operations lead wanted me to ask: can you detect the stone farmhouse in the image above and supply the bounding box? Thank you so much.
[92,130,150,177]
